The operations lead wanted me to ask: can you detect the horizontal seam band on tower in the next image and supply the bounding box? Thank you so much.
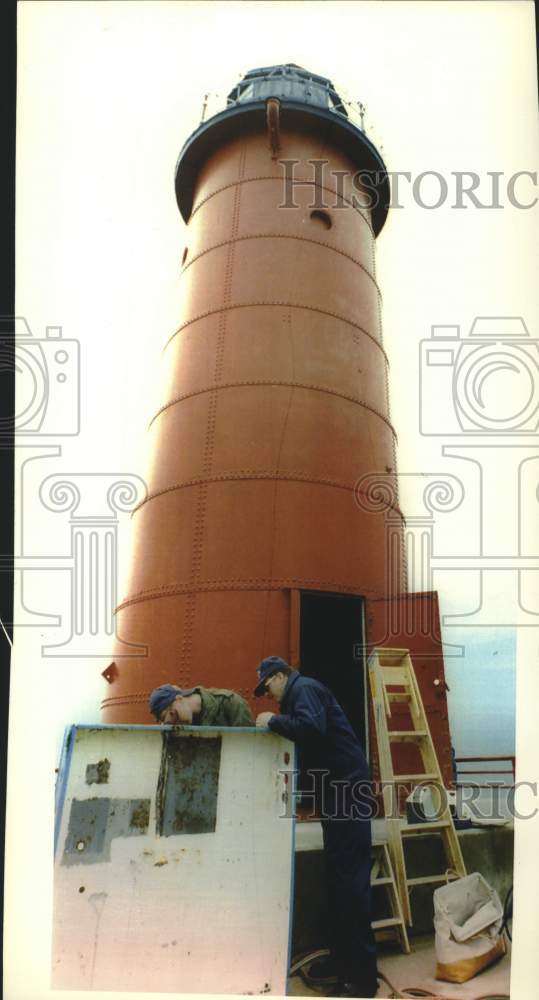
[163,302,388,362]
[114,578,384,614]
[181,233,382,297]
[148,380,397,432]
[190,174,374,234]
[131,471,405,517]
[101,685,270,708]
[101,693,159,707]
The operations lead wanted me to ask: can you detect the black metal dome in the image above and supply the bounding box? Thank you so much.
[175,64,389,235]
[226,63,349,117]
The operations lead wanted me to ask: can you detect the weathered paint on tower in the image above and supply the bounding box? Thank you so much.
[101,68,449,761]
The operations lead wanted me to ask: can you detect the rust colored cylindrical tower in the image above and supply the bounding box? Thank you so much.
[102,65,405,722]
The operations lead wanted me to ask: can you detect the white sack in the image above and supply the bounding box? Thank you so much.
[433,872,506,983]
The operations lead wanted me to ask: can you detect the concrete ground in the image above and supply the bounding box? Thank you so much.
[287,935,511,999]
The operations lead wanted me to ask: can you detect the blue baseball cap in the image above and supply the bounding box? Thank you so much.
[254,656,289,697]
[149,684,197,720]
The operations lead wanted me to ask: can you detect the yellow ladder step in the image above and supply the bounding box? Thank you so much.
[401,820,451,835]
[389,731,428,741]
[370,842,411,953]
[407,875,456,887]
[372,917,404,929]
[369,646,467,928]
[388,773,439,782]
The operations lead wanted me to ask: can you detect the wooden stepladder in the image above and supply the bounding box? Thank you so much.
[368,647,466,926]
[371,840,410,954]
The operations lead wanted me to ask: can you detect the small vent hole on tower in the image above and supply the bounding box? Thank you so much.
[181,247,188,266]
[310,210,332,230]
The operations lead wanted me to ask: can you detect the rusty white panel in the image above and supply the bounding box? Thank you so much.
[53,725,294,994]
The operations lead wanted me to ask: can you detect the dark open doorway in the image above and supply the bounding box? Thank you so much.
[299,590,367,755]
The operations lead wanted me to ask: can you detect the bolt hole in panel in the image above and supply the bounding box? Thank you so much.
[53,726,294,994]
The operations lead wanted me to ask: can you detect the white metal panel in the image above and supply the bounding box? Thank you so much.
[53,725,294,994]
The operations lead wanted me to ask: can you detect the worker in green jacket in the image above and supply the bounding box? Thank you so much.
[149,683,253,727]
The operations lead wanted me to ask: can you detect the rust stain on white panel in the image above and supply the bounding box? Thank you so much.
[53,726,294,994]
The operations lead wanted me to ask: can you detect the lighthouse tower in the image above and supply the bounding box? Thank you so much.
[101,66,450,780]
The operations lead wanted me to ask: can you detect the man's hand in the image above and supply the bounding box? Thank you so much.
[256,711,275,728]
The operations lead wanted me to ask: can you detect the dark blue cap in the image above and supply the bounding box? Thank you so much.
[149,684,197,720]
[254,655,289,697]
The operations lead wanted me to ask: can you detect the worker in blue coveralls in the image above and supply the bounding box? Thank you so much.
[254,655,378,999]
